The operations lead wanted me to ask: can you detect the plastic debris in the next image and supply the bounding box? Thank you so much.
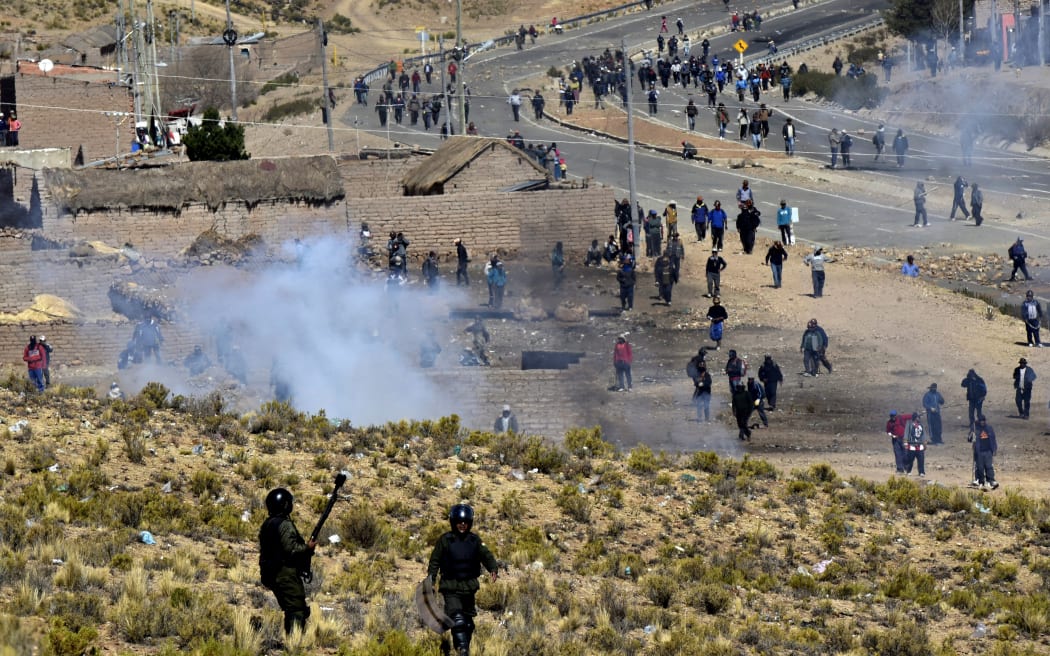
[975,502,991,514]
[139,531,156,545]
[577,483,587,494]
[813,559,834,574]
[971,622,987,638]
[192,444,204,455]
[643,625,655,635]
[241,510,251,522]
[454,478,464,489]
[47,464,60,473]
[509,469,526,481]
[328,534,341,544]
[51,558,64,565]
[8,420,29,436]
[161,481,172,493]
[680,473,697,483]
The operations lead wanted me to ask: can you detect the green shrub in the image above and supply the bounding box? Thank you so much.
[326,13,360,34]
[255,74,296,99]
[136,382,171,409]
[860,620,931,656]
[640,574,676,608]
[626,445,658,474]
[564,426,615,458]
[337,504,390,550]
[261,98,318,123]
[555,485,591,522]
[522,436,566,473]
[791,71,886,110]
[190,469,224,498]
[44,617,98,656]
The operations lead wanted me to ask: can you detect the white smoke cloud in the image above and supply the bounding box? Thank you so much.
[177,235,465,424]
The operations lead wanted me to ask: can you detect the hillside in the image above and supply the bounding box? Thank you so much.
[0,377,1047,656]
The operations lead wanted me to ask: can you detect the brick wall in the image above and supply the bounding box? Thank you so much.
[443,147,546,194]
[14,73,132,165]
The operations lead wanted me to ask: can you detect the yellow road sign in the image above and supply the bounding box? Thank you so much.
[734,39,748,54]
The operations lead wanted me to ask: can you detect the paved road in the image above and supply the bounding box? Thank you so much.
[340,0,1050,256]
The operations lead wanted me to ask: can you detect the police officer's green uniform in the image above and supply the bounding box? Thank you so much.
[427,504,499,656]
[259,488,315,634]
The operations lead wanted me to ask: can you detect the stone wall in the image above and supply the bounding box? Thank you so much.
[14,70,132,165]
[0,247,123,315]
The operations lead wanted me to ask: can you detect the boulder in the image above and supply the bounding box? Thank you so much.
[554,301,588,323]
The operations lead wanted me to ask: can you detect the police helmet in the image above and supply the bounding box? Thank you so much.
[449,503,474,531]
[265,488,294,516]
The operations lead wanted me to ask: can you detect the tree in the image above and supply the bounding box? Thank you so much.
[883,0,934,42]
[182,108,250,161]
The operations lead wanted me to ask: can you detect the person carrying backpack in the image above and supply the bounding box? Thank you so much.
[903,410,928,476]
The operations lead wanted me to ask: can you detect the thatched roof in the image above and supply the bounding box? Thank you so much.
[401,136,548,195]
[43,156,345,212]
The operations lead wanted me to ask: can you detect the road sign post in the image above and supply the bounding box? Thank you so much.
[734,39,748,66]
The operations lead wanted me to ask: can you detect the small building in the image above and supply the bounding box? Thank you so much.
[401,136,550,196]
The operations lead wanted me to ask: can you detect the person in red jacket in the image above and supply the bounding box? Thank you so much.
[614,334,633,392]
[885,410,911,474]
[22,335,46,392]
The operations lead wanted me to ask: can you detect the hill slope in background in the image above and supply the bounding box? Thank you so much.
[0,382,1047,656]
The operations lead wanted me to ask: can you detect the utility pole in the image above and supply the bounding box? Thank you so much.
[958,0,965,62]
[622,37,638,259]
[439,36,451,138]
[1040,0,1047,66]
[455,0,465,134]
[223,0,238,120]
[318,18,334,152]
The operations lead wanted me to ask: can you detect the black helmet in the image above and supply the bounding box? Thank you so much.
[265,488,293,516]
[449,504,474,531]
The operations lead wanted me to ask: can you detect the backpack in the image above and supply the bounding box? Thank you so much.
[842,134,853,148]
[804,330,822,352]
[660,266,673,286]
[908,421,925,446]
[973,377,987,397]
[686,358,701,381]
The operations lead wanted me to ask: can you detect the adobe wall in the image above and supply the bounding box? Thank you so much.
[39,192,349,258]
[349,187,615,258]
[422,353,613,439]
[14,73,133,165]
[0,319,209,369]
[443,147,545,194]
[0,247,125,316]
[36,174,613,259]
[337,155,424,197]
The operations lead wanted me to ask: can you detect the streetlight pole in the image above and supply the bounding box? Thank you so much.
[318,18,334,152]
[223,0,238,120]
[622,37,638,258]
[456,0,465,134]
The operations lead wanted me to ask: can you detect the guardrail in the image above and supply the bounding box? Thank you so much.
[745,17,884,68]
[359,0,654,85]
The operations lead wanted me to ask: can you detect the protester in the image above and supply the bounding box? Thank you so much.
[613,334,633,392]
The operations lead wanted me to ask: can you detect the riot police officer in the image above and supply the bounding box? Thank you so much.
[258,488,317,634]
[427,504,499,656]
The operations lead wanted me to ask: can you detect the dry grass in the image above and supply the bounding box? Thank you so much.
[0,384,1046,655]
